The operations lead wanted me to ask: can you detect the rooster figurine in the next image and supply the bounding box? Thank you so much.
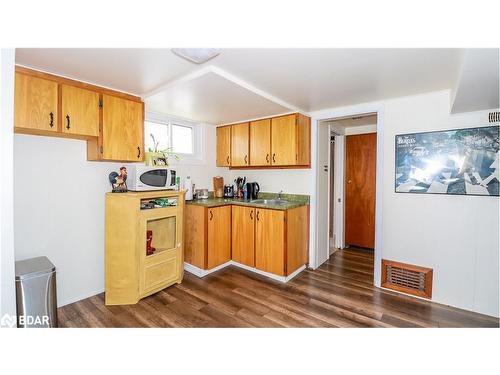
[109,167,128,192]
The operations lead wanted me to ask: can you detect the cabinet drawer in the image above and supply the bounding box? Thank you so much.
[143,248,180,291]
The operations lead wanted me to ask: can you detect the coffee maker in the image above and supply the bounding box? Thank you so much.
[223,185,234,198]
[246,182,260,200]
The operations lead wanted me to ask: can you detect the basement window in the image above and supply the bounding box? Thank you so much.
[145,113,204,164]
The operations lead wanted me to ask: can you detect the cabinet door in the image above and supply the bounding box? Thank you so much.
[61,84,99,137]
[216,126,231,166]
[250,118,271,166]
[271,114,296,166]
[102,95,144,161]
[207,206,231,269]
[296,114,311,166]
[231,122,249,166]
[231,206,255,267]
[14,73,58,132]
[255,209,285,276]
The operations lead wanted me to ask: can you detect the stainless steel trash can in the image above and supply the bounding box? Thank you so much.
[15,256,58,328]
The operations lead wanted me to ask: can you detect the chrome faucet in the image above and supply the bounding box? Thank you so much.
[277,190,283,200]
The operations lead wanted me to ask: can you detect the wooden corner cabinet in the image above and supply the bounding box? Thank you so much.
[105,190,185,305]
[14,66,144,163]
[185,203,309,279]
[216,113,311,169]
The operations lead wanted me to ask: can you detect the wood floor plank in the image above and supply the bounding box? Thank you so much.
[57,249,499,328]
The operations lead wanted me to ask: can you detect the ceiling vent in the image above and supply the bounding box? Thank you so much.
[381,259,433,299]
[488,111,500,123]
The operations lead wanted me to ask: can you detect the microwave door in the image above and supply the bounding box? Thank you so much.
[140,170,168,189]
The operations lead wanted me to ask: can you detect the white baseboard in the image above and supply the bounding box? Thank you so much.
[183,261,232,278]
[183,261,306,283]
[58,288,105,308]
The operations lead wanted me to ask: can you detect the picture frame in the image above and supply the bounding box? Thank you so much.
[395,125,499,196]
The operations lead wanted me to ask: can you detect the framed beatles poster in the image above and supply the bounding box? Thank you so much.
[395,125,499,196]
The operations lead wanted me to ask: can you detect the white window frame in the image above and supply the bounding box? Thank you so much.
[145,112,206,165]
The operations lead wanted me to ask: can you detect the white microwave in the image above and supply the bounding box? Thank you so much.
[126,166,177,191]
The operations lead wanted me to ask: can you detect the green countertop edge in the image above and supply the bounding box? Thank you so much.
[186,192,310,211]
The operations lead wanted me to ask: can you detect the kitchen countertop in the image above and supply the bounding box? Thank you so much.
[186,192,309,211]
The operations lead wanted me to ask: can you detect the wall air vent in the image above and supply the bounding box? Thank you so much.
[489,112,500,123]
[381,259,433,299]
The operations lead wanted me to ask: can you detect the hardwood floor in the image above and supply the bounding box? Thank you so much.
[58,249,499,328]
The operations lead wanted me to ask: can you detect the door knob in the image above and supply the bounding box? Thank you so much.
[347,179,352,184]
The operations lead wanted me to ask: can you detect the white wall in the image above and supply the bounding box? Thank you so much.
[14,124,226,307]
[0,49,16,321]
[227,169,312,196]
[311,90,500,317]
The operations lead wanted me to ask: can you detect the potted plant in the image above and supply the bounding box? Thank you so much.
[145,134,181,166]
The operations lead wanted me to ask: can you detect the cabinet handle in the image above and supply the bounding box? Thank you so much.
[209,210,213,221]
[266,153,269,164]
[244,155,248,164]
[227,155,230,165]
[137,146,141,159]
[49,112,54,128]
[250,210,253,220]
[256,211,260,221]
[272,153,276,163]
[65,115,70,130]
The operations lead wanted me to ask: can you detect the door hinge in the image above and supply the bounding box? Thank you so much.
[99,99,103,108]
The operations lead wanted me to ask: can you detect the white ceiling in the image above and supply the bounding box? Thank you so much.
[16,48,495,124]
[146,69,290,124]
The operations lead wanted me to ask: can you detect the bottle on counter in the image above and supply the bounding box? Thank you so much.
[185,176,193,201]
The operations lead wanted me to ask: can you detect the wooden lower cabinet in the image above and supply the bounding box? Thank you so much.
[231,206,255,267]
[105,190,185,305]
[255,206,309,276]
[185,204,309,277]
[207,206,232,268]
[255,208,285,275]
[185,205,231,270]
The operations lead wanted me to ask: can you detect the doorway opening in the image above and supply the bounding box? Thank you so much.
[317,112,378,283]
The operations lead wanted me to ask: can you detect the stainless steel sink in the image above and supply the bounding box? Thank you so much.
[250,199,290,206]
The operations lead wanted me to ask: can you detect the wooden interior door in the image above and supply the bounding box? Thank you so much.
[231,206,255,267]
[345,133,377,249]
[255,208,285,276]
[207,206,231,269]
[231,122,249,166]
[61,84,99,137]
[102,95,144,161]
[216,126,231,166]
[249,118,271,166]
[14,73,58,132]
[271,114,296,165]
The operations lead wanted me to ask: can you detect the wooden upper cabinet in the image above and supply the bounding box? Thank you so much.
[61,85,99,137]
[271,114,297,166]
[102,95,144,162]
[231,206,255,267]
[249,118,271,166]
[296,114,311,166]
[207,206,231,269]
[216,113,310,169]
[216,126,231,167]
[255,208,285,276]
[14,72,58,133]
[231,122,249,166]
